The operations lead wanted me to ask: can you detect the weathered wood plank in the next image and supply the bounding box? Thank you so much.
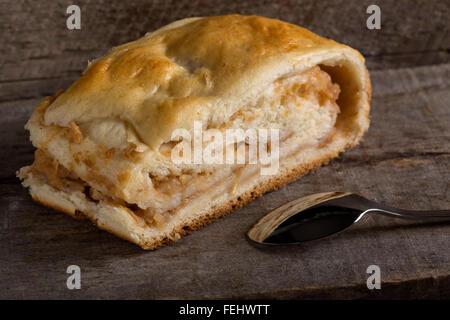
[0,64,449,299]
[1,155,449,299]
[1,0,449,102]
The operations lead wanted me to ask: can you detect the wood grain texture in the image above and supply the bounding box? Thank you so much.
[0,0,449,299]
[0,0,449,103]
[1,64,449,299]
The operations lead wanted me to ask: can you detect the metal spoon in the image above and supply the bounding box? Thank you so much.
[247,192,450,245]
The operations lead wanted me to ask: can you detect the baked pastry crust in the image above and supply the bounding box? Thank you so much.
[18,15,371,249]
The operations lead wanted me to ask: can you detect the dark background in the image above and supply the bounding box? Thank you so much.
[0,0,449,299]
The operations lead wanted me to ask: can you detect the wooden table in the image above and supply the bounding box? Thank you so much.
[1,0,449,299]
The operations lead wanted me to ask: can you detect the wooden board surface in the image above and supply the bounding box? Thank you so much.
[1,0,449,103]
[0,0,449,299]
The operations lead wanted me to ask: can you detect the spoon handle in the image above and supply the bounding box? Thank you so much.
[365,207,450,220]
[344,194,450,219]
[327,194,450,220]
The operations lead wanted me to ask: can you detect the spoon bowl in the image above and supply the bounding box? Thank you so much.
[247,192,450,245]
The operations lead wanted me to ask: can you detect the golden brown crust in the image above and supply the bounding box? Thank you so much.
[42,14,368,149]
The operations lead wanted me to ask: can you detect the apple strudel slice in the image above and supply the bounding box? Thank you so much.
[18,15,371,249]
